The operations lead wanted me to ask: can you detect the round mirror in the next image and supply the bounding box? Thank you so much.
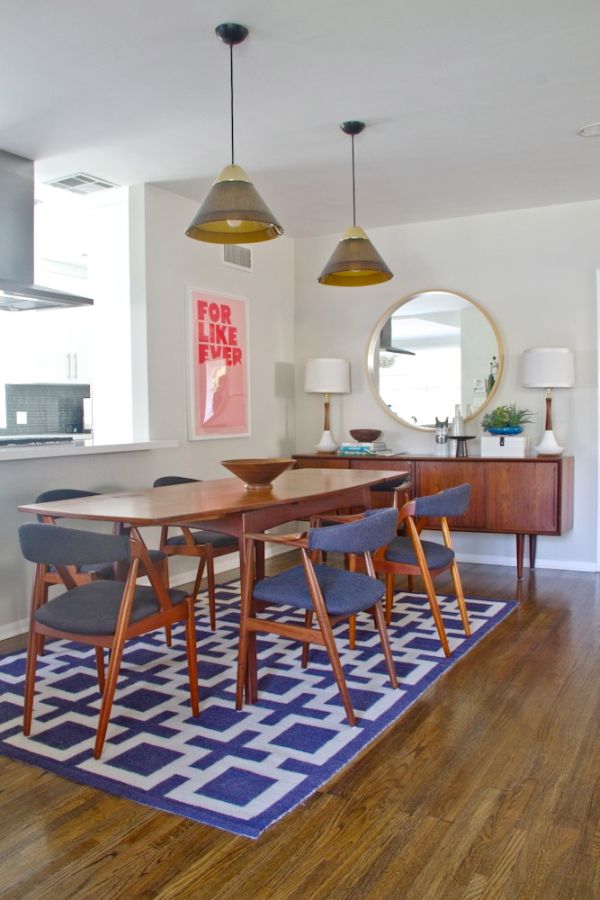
[367,289,503,431]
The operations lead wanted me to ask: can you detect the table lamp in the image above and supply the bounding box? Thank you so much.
[522,347,575,455]
[304,358,351,452]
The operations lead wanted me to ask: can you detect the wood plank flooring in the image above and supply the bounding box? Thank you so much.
[0,558,598,899]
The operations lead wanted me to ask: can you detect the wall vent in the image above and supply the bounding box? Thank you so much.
[45,173,119,194]
[223,244,253,272]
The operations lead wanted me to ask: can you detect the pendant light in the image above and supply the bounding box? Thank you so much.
[186,23,283,244]
[318,121,393,286]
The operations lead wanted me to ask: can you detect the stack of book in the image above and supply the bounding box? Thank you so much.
[337,441,390,456]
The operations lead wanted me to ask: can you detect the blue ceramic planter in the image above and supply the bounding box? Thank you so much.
[485,426,523,435]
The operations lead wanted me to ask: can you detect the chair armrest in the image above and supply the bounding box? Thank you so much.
[244,531,308,548]
[310,512,363,526]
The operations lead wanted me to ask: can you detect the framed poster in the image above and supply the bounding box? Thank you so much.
[187,288,251,440]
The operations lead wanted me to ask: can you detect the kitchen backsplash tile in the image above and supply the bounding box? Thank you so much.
[2,384,91,435]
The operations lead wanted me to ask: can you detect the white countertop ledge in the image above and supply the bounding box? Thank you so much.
[0,439,178,462]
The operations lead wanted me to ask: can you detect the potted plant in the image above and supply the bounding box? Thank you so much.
[481,404,533,435]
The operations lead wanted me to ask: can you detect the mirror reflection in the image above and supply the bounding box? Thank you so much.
[367,290,502,431]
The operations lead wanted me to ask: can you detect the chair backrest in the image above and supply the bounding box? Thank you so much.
[308,508,398,554]
[413,483,471,518]
[34,488,100,522]
[19,523,131,567]
[153,476,200,487]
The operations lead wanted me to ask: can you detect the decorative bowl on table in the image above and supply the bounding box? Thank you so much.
[349,429,382,443]
[221,458,295,490]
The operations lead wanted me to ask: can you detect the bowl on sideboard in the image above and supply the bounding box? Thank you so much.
[221,458,295,490]
[349,429,382,443]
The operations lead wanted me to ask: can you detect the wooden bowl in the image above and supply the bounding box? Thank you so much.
[221,458,295,489]
[349,429,382,443]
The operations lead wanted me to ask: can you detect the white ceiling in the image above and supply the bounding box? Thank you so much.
[3,0,600,237]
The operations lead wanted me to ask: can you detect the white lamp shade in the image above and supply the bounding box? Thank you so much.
[304,358,351,394]
[522,348,575,388]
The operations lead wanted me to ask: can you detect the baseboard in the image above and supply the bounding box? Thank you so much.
[0,618,29,642]
[455,551,596,572]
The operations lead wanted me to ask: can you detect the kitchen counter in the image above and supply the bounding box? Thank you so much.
[0,438,178,461]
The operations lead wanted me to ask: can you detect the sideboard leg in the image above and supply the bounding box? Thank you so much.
[516,534,524,579]
[529,534,537,569]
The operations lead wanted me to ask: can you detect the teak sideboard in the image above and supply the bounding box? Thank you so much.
[293,453,574,578]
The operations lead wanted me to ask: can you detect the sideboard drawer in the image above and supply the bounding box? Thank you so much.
[294,457,349,469]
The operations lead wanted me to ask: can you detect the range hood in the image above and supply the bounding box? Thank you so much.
[0,150,93,311]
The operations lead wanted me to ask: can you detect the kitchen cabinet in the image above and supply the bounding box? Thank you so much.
[293,453,574,578]
[0,307,91,384]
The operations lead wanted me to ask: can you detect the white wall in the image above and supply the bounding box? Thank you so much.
[142,185,296,467]
[0,184,295,634]
[294,199,600,570]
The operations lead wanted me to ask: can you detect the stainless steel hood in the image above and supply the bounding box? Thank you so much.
[0,150,93,311]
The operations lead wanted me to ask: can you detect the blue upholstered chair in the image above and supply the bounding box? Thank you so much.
[34,488,167,587]
[18,522,199,759]
[33,487,171,645]
[235,508,399,726]
[153,476,239,631]
[373,483,472,656]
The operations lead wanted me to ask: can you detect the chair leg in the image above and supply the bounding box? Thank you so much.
[184,597,200,716]
[157,558,172,647]
[348,615,357,649]
[347,554,357,647]
[94,633,127,759]
[371,602,398,689]
[385,571,395,624]
[421,567,451,657]
[407,575,414,592]
[450,560,471,637]
[95,647,105,694]
[205,550,217,632]
[236,541,254,709]
[301,611,313,667]
[312,606,356,726]
[23,630,42,736]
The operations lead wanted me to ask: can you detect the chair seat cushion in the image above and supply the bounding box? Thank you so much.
[252,564,385,616]
[165,529,238,549]
[385,536,455,569]
[147,549,167,562]
[79,562,116,579]
[34,581,189,636]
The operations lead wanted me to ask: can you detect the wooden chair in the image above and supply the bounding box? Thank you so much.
[18,522,199,758]
[34,488,171,646]
[373,483,472,656]
[153,476,239,631]
[236,508,399,726]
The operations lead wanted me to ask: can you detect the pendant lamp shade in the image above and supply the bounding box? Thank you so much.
[186,23,283,245]
[186,165,283,244]
[318,121,392,287]
[318,225,393,286]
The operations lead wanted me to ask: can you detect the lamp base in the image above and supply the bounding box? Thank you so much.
[315,430,339,453]
[535,429,563,456]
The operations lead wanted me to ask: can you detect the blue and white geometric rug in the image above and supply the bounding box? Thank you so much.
[0,583,515,839]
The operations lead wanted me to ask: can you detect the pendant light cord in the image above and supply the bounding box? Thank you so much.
[351,135,356,226]
[230,43,235,165]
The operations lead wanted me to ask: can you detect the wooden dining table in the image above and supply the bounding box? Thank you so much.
[19,467,408,706]
[18,467,408,576]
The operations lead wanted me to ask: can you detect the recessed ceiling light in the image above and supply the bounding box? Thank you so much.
[577,122,600,137]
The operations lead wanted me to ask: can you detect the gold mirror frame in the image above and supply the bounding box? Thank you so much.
[366,289,504,432]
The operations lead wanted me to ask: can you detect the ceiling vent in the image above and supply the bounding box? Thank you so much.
[222,244,253,272]
[45,173,119,194]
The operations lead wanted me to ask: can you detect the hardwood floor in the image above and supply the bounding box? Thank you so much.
[0,558,598,899]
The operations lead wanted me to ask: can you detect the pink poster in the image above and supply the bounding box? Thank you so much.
[188,289,250,439]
